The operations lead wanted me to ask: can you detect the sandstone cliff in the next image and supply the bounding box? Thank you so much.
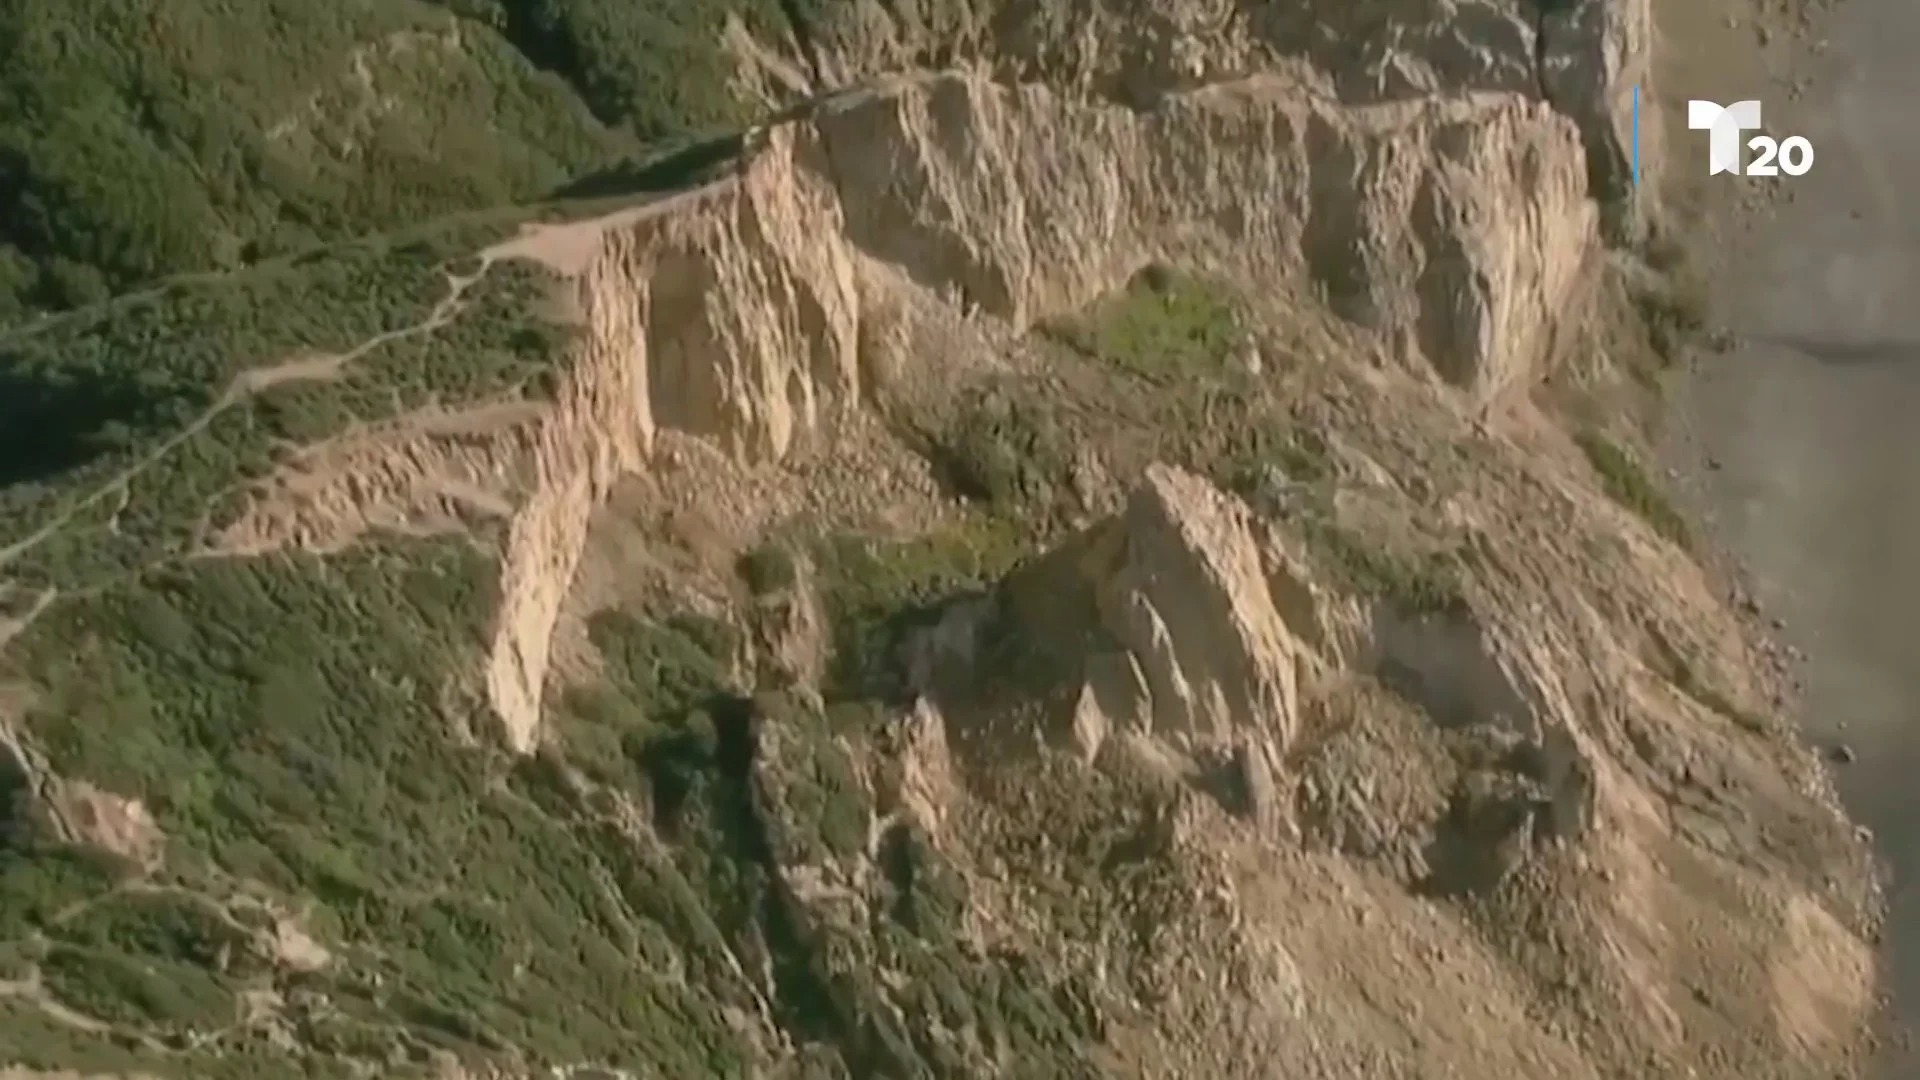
[0,0,1877,1076]
[329,73,1598,752]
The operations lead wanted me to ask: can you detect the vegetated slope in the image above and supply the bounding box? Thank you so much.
[0,0,798,321]
[0,1,1879,1079]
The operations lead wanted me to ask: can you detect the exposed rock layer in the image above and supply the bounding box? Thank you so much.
[480,70,1598,747]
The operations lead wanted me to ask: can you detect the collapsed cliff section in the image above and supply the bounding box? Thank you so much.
[510,61,1864,1075]
[0,0,1879,1077]
[209,68,1600,751]
[472,70,1599,751]
[525,264,1878,1076]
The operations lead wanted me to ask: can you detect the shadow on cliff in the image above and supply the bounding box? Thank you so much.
[637,691,919,1077]
[0,368,184,489]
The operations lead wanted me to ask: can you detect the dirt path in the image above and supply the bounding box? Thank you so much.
[0,265,488,577]
[1668,0,1920,1072]
[480,174,738,275]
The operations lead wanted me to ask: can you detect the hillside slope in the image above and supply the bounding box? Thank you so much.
[0,0,1660,322]
[0,0,1880,1078]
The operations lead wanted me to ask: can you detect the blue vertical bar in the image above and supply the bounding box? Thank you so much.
[1632,86,1641,185]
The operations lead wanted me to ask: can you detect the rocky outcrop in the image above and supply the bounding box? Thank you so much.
[484,125,866,748]
[476,68,1597,745]
[1539,0,1659,240]
[747,0,1657,236]
[864,431,1874,1077]
[818,75,1594,391]
[1075,465,1307,769]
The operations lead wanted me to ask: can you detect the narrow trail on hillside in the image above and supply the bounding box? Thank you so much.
[0,264,492,577]
[0,174,746,665]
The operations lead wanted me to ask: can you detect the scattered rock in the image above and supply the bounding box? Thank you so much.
[42,779,165,872]
[270,918,334,973]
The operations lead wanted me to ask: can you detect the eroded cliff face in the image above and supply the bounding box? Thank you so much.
[739,0,1659,237]
[473,66,1598,747]
[820,75,1596,385]
[149,3,1876,1075]
[483,133,866,744]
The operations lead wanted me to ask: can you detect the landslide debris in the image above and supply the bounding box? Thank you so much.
[0,0,1878,1078]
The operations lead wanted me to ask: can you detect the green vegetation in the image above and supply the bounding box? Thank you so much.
[809,517,1029,698]
[1574,430,1691,548]
[0,844,128,939]
[750,692,870,864]
[1304,523,1470,616]
[0,1,628,319]
[55,892,249,967]
[929,380,1078,518]
[10,543,504,878]
[1,238,445,504]
[431,0,797,137]
[1040,266,1249,383]
[0,222,576,591]
[550,563,1114,1075]
[0,0,901,323]
[556,608,738,788]
[0,541,766,1074]
[928,268,1272,533]
[40,944,237,1029]
[0,999,169,1077]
